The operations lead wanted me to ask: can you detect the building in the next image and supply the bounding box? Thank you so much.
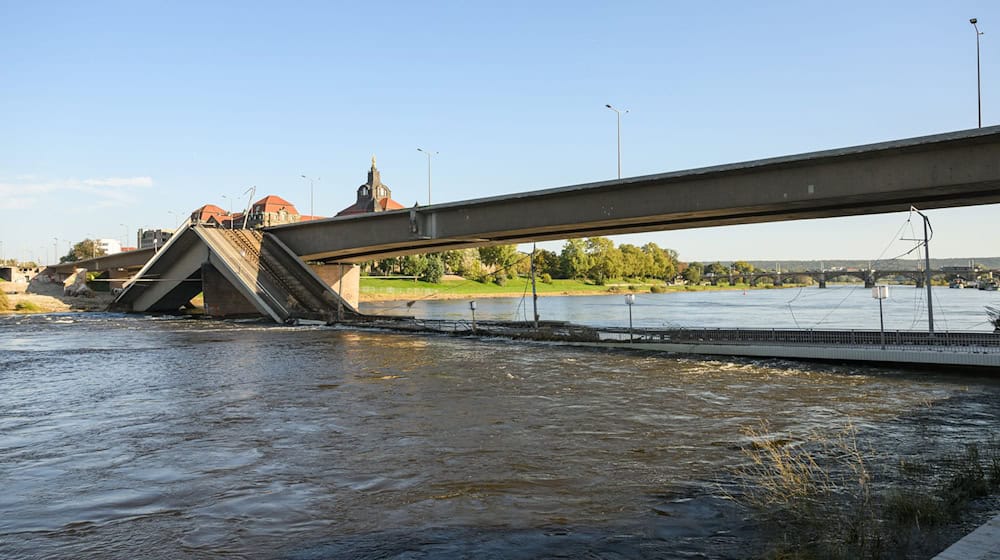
[139,228,174,249]
[96,238,122,255]
[190,204,230,227]
[241,195,304,228]
[336,156,405,216]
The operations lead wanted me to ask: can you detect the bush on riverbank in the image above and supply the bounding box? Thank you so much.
[731,423,1000,559]
[14,301,41,312]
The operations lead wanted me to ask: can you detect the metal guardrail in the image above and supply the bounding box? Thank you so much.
[599,327,1000,352]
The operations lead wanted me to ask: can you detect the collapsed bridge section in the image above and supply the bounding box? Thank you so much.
[112,224,359,323]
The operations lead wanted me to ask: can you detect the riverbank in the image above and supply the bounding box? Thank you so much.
[358,276,808,303]
[0,280,114,314]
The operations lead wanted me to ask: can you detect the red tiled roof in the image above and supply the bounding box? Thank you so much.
[380,198,405,211]
[252,195,298,214]
[191,204,229,222]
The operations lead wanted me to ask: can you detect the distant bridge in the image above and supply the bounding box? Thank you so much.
[706,269,999,288]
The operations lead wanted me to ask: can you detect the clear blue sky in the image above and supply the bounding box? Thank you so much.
[2,1,997,264]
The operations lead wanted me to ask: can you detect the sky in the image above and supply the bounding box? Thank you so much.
[1,0,997,265]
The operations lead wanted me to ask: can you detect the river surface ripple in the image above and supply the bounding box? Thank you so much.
[1,312,998,558]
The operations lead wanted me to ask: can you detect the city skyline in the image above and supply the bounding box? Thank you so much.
[1,1,997,264]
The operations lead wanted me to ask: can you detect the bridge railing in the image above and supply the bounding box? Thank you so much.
[598,327,1000,351]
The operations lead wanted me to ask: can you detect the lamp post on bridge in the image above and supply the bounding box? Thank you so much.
[605,104,629,179]
[417,148,437,205]
[469,300,477,333]
[971,18,984,128]
[300,175,319,218]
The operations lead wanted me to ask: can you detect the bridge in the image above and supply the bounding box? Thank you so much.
[705,268,1000,288]
[110,125,1000,322]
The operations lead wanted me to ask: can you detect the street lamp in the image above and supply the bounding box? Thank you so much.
[605,104,629,179]
[625,293,636,342]
[417,148,437,205]
[300,175,319,217]
[971,18,984,128]
[872,285,889,349]
[469,300,477,333]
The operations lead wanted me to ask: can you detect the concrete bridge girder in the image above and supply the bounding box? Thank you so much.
[268,126,1000,263]
[131,241,209,312]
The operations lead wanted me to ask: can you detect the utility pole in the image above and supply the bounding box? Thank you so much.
[907,207,935,334]
[529,243,539,329]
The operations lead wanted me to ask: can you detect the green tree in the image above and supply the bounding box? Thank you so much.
[642,242,678,281]
[532,249,560,278]
[478,245,519,275]
[559,239,592,280]
[682,261,704,284]
[584,237,623,285]
[422,255,444,283]
[400,254,428,277]
[619,243,653,279]
[61,239,106,263]
[733,261,755,275]
[707,262,729,277]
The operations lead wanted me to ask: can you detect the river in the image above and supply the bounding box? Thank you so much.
[363,284,1000,332]
[1,287,998,558]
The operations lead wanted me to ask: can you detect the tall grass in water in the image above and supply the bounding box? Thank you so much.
[730,423,1000,559]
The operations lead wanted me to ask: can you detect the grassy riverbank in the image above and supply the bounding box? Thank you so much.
[359,276,804,302]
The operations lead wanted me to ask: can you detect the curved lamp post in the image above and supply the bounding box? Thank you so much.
[605,104,629,179]
[417,148,437,205]
[971,18,983,128]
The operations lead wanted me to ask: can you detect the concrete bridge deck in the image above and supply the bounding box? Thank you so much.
[268,125,1000,262]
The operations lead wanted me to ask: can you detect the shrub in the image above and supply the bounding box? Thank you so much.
[649,285,666,293]
[540,273,553,284]
[0,290,9,311]
[493,272,507,286]
[15,301,40,312]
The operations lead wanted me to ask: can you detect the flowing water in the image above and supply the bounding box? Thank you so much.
[1,287,999,558]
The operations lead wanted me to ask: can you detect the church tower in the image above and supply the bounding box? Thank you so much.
[336,156,405,216]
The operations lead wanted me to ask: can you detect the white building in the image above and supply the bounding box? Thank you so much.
[96,238,122,255]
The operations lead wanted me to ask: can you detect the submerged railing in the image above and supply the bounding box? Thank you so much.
[598,327,1000,352]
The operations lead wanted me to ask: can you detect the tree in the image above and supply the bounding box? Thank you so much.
[619,243,653,279]
[584,237,622,285]
[682,261,703,284]
[733,261,755,275]
[533,249,560,278]
[61,239,106,263]
[559,239,591,280]
[400,254,428,277]
[478,245,519,275]
[642,242,678,281]
[422,255,444,283]
[707,262,729,277]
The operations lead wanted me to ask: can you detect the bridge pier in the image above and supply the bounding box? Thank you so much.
[818,273,827,289]
[309,263,360,315]
[915,277,925,288]
[202,263,261,318]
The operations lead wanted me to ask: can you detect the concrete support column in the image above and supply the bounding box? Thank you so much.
[818,273,827,289]
[915,277,925,289]
[202,263,261,318]
[107,268,132,291]
[309,263,360,311]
